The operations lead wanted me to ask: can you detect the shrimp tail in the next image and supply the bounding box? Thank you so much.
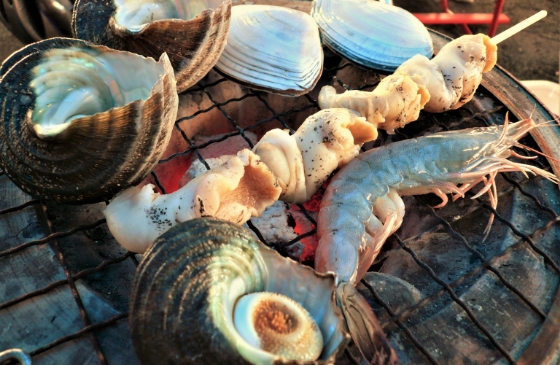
[316,188,406,285]
[336,282,399,365]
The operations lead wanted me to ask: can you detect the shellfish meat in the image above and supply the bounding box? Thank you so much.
[253,108,377,203]
[319,74,430,134]
[394,33,497,112]
[312,0,433,71]
[72,0,232,92]
[104,149,281,253]
[214,5,323,96]
[129,218,350,364]
[0,38,178,204]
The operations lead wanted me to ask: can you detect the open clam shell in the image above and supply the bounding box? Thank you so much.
[72,0,231,93]
[130,218,350,365]
[214,5,323,96]
[0,37,178,204]
[312,0,433,72]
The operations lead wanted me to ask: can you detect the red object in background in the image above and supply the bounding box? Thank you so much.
[413,0,509,37]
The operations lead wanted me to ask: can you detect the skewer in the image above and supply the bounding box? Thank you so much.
[491,10,547,44]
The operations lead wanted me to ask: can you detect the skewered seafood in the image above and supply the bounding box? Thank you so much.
[104,108,377,252]
[214,5,323,96]
[182,157,310,260]
[395,33,497,112]
[104,149,281,253]
[254,108,376,203]
[319,75,430,133]
[72,0,231,92]
[129,218,351,364]
[0,38,177,204]
[319,34,497,133]
[315,118,559,284]
[312,0,433,71]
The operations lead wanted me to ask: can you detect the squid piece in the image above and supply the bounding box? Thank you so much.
[253,108,377,203]
[318,34,497,126]
[104,149,281,253]
[394,33,497,112]
[319,74,430,133]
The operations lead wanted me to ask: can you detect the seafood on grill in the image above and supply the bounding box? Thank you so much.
[182,157,314,260]
[315,117,559,284]
[319,34,498,132]
[129,218,352,364]
[395,33,497,112]
[254,108,377,203]
[319,75,430,134]
[72,0,231,92]
[214,5,323,96]
[0,37,178,204]
[312,0,433,71]
[104,149,281,253]
[105,108,377,252]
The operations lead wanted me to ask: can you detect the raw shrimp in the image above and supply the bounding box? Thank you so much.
[315,117,559,284]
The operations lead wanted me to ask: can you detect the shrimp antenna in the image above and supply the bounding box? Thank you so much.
[529,104,537,120]
[495,112,511,147]
[515,143,560,163]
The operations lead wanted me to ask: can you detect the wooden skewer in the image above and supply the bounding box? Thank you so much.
[491,10,547,44]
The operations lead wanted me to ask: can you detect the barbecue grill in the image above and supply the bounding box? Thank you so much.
[1,27,559,365]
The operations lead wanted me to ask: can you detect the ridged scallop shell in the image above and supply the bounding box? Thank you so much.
[312,0,433,71]
[72,0,231,93]
[214,5,323,96]
[0,37,178,204]
[129,218,349,365]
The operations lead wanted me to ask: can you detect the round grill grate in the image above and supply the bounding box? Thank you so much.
[1,30,559,365]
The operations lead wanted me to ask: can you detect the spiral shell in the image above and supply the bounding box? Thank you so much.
[0,38,178,204]
[72,0,231,93]
[129,218,349,365]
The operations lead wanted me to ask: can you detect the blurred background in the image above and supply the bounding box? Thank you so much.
[0,0,558,82]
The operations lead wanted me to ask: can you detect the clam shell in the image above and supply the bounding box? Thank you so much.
[312,0,433,72]
[129,218,350,365]
[72,0,231,93]
[0,38,178,204]
[214,5,323,96]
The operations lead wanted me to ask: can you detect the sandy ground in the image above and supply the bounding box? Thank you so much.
[0,0,558,82]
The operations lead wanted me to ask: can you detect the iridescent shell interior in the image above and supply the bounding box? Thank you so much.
[0,37,178,204]
[30,46,164,139]
[72,0,232,92]
[129,218,350,365]
[113,0,225,32]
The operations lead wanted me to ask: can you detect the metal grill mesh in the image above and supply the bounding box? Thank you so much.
[1,40,559,365]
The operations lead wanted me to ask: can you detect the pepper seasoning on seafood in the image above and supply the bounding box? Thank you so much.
[319,34,498,132]
[104,108,377,253]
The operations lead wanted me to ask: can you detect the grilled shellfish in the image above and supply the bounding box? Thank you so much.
[0,38,178,204]
[129,218,350,364]
[312,0,433,71]
[214,5,323,96]
[72,0,232,92]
